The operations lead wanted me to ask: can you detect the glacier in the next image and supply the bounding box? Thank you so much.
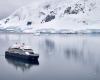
[0,0,100,34]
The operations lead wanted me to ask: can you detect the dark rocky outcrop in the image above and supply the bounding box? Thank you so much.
[27,21,32,26]
[64,3,85,15]
[42,15,55,23]
[5,18,9,24]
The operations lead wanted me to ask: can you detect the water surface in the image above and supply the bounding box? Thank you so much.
[0,33,100,80]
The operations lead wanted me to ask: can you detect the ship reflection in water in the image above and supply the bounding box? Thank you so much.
[5,56,39,72]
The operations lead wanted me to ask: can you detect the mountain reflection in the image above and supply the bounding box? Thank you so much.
[5,56,39,72]
[45,39,55,52]
[39,38,55,57]
[65,48,81,60]
[64,39,88,62]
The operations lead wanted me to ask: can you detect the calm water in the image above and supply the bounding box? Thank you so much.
[0,33,100,80]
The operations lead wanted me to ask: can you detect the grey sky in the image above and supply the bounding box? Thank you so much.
[0,0,35,19]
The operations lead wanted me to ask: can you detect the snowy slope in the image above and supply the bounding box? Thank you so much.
[0,0,100,33]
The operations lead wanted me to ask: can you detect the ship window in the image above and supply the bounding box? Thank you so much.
[29,52,34,54]
[24,49,32,50]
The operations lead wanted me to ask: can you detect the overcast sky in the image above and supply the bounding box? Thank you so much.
[0,0,36,19]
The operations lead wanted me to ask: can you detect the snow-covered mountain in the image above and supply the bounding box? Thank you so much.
[0,0,100,33]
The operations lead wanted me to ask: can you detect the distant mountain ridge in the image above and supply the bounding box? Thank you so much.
[0,0,100,33]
